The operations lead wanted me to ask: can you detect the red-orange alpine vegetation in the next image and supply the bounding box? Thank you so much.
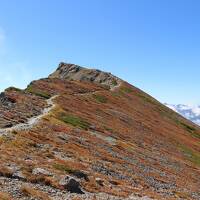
[0,63,199,200]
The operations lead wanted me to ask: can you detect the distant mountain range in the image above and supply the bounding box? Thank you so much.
[165,104,200,126]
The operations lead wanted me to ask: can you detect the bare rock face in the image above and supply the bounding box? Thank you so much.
[49,62,120,89]
[0,92,15,105]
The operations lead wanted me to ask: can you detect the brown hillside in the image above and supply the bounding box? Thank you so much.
[0,63,199,200]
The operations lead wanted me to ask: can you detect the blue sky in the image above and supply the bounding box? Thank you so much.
[0,0,200,104]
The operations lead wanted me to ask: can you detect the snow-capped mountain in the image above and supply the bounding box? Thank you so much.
[165,104,200,126]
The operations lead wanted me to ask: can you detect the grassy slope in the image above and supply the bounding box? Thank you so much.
[0,78,199,199]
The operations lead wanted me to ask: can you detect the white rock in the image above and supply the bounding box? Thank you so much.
[32,168,53,176]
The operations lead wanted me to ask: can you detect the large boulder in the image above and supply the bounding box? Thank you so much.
[59,175,84,194]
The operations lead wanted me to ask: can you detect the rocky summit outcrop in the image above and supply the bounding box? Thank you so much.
[49,62,121,90]
[0,63,199,200]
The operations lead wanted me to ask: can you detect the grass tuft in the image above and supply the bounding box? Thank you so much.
[112,79,118,86]
[180,122,196,133]
[0,192,13,200]
[179,144,200,166]
[93,94,108,103]
[26,85,50,99]
[5,87,22,92]
[53,163,74,174]
[21,185,51,200]
[59,114,90,130]
[53,163,88,180]
[120,87,133,94]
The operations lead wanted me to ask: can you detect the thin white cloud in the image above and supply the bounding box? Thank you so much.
[191,106,200,116]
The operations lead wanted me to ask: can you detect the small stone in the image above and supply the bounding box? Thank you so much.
[96,178,104,186]
[13,171,26,180]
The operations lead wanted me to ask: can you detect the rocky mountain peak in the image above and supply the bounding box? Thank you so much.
[49,62,120,89]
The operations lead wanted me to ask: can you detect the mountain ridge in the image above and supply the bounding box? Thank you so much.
[0,62,199,199]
